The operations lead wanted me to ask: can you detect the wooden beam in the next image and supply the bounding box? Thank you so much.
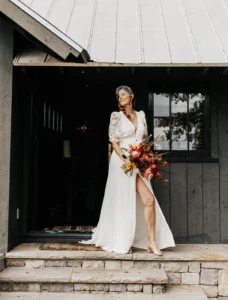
[0,17,13,252]
[13,61,228,67]
[0,0,89,61]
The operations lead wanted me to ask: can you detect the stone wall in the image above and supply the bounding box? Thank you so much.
[0,254,4,272]
[5,257,228,298]
[158,261,227,299]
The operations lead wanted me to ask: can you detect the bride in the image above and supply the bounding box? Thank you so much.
[79,85,175,255]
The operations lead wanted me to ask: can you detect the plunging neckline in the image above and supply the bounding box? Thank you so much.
[121,110,139,132]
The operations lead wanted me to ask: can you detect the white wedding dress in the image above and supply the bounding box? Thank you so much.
[79,110,175,254]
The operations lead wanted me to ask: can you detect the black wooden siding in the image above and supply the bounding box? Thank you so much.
[154,82,228,244]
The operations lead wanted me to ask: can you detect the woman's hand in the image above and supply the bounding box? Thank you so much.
[123,158,131,164]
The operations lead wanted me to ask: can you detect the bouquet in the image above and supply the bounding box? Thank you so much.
[121,135,168,180]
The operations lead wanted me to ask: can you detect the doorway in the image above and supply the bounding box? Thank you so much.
[12,66,146,243]
[36,84,111,233]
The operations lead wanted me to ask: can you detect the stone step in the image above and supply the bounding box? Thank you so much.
[0,286,209,299]
[0,267,167,294]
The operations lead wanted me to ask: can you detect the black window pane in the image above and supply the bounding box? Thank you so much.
[188,118,205,150]
[171,93,188,117]
[171,118,188,150]
[154,118,170,150]
[189,93,205,118]
[154,93,169,117]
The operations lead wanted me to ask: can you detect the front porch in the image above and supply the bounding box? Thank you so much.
[0,243,228,299]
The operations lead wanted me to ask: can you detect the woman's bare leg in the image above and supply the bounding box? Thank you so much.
[136,174,162,254]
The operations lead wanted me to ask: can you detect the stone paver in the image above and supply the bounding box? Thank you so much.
[71,268,167,284]
[133,244,228,261]
[0,267,73,283]
[5,243,228,262]
[0,286,209,299]
[105,260,121,269]
[189,262,200,272]
[218,270,228,296]
[0,267,167,286]
[153,285,208,300]
[202,262,228,270]
[201,285,218,298]
[200,269,218,285]
[0,292,39,299]
[5,244,132,260]
[0,293,153,299]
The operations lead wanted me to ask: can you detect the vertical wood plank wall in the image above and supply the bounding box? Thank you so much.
[217,83,228,244]
[153,81,228,244]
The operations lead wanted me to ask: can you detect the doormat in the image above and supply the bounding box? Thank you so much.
[44,226,94,232]
[39,242,132,253]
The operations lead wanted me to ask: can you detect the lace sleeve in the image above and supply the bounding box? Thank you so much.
[109,111,121,143]
[140,110,148,139]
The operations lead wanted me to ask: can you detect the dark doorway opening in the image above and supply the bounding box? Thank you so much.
[14,66,145,242]
[36,84,111,232]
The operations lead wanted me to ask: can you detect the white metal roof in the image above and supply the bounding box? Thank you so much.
[9,0,228,64]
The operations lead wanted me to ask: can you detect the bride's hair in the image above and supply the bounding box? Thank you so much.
[115,85,134,119]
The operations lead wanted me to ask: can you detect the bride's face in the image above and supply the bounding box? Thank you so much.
[117,89,133,107]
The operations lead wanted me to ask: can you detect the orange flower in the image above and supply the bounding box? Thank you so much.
[127,162,137,170]
[156,155,162,162]
[138,153,150,164]
[162,161,168,167]
[155,172,163,180]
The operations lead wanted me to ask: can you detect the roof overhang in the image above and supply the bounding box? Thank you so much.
[13,49,228,67]
[0,0,89,62]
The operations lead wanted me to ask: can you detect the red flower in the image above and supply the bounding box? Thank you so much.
[130,150,141,159]
[151,164,158,174]
[142,167,154,180]
[162,161,168,167]
[129,142,144,159]
[148,157,155,164]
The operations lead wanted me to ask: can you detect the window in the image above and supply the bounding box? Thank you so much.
[149,93,210,157]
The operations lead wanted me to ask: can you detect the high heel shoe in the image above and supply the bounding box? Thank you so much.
[147,241,163,256]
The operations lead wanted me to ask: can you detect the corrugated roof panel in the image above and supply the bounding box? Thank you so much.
[47,0,75,33]
[30,0,53,19]
[140,0,170,63]
[20,0,32,6]
[8,0,228,64]
[9,0,86,58]
[203,0,228,60]
[182,0,227,63]
[160,0,198,63]
[116,0,141,63]
[67,0,96,50]
[89,0,117,62]
[223,0,228,8]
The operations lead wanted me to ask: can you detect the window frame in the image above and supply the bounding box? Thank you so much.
[148,92,211,158]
